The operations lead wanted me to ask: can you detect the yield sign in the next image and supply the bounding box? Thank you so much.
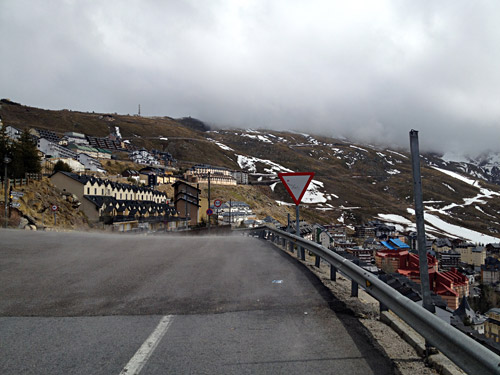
[278,172,315,205]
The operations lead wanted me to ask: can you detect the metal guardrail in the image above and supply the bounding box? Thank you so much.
[253,225,500,375]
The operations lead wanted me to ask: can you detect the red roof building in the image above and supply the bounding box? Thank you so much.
[375,249,468,310]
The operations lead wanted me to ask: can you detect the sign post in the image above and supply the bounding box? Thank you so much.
[214,199,222,226]
[278,172,315,260]
[51,205,58,226]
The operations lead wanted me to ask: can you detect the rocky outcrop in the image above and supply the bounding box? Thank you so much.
[1,178,89,230]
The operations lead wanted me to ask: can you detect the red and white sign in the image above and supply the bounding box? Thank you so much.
[51,205,58,212]
[214,199,222,208]
[278,172,315,206]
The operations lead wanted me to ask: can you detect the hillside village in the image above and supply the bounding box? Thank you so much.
[2,102,500,354]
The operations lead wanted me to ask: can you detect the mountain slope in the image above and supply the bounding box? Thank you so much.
[204,129,500,242]
[2,100,500,242]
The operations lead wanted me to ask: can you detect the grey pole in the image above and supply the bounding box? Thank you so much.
[207,172,211,230]
[4,164,7,228]
[296,204,304,260]
[3,156,11,228]
[409,130,435,314]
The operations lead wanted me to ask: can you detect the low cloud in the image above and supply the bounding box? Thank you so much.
[1,0,500,156]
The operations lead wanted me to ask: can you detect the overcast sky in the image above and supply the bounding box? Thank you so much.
[1,0,500,156]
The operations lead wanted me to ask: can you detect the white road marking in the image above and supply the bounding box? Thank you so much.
[119,315,174,375]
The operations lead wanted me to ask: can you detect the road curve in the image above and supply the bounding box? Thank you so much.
[0,229,394,374]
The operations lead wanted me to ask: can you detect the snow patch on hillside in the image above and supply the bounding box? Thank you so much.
[267,134,289,143]
[307,136,320,145]
[302,180,327,204]
[115,126,122,139]
[430,167,500,214]
[350,145,368,152]
[378,214,413,225]
[236,155,293,174]
[377,152,394,165]
[387,169,401,175]
[476,206,496,218]
[432,167,480,187]
[276,200,294,206]
[207,138,234,151]
[386,150,408,159]
[377,214,416,233]
[442,183,455,192]
[406,208,500,243]
[240,133,273,143]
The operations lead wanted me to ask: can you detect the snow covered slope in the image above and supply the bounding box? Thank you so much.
[205,128,500,242]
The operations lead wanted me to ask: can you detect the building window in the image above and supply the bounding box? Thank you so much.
[87,187,90,194]
[94,188,97,194]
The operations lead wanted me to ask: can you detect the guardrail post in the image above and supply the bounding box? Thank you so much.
[289,240,294,253]
[300,247,305,261]
[351,259,360,297]
[351,279,359,297]
[330,265,337,281]
[315,254,320,267]
[379,302,388,314]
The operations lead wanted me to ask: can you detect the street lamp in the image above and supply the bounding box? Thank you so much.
[3,155,12,228]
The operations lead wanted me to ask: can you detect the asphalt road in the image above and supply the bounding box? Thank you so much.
[0,229,394,374]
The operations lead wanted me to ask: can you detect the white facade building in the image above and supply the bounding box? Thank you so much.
[77,153,105,173]
[38,138,78,159]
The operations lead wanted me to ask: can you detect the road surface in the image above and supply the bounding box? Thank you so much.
[0,229,394,374]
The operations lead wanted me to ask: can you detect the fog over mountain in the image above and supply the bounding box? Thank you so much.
[1,1,500,156]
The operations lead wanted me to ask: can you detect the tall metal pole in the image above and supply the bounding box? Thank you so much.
[207,172,211,230]
[296,204,304,260]
[3,156,11,229]
[409,130,435,314]
[4,163,8,228]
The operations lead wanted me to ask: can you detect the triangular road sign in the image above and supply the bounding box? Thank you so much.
[278,172,315,205]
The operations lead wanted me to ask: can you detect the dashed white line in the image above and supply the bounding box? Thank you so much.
[119,315,174,375]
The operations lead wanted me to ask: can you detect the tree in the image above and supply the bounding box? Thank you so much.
[53,160,72,173]
[0,123,12,174]
[10,129,41,178]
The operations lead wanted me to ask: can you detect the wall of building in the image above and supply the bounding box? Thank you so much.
[50,173,85,201]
